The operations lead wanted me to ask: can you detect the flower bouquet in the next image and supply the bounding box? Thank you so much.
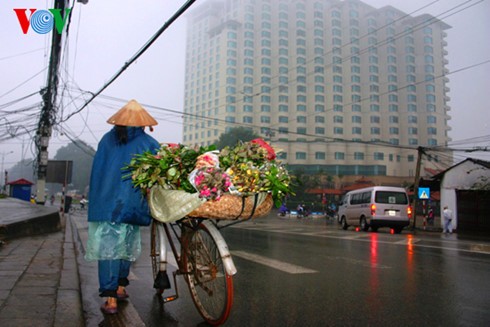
[125,139,293,222]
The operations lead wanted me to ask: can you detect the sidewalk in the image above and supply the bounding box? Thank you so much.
[0,198,84,326]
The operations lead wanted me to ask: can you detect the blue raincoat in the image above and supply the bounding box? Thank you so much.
[85,126,159,261]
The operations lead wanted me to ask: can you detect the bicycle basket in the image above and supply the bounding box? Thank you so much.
[188,192,273,220]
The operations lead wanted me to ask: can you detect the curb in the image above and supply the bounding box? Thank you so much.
[54,215,85,327]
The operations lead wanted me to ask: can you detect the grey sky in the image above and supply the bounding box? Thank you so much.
[1,0,489,170]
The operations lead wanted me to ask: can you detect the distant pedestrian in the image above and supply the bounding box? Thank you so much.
[427,207,434,226]
[442,205,453,234]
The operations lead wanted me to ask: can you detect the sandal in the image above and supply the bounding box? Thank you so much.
[116,290,129,300]
[100,297,117,315]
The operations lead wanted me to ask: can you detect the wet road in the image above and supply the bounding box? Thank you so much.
[72,212,490,326]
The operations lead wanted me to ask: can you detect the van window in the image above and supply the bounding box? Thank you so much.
[350,191,371,204]
[375,191,408,204]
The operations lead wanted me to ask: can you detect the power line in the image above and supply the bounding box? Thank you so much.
[61,0,197,123]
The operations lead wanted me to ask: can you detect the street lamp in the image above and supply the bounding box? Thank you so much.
[1,151,14,193]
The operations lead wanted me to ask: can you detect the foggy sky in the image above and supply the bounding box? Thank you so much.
[1,0,489,170]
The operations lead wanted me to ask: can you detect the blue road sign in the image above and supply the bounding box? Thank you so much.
[418,187,430,200]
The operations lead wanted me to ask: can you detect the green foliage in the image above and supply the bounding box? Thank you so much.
[53,140,95,194]
[124,144,217,193]
[215,127,259,149]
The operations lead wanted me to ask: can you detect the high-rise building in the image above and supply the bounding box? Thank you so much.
[182,0,451,184]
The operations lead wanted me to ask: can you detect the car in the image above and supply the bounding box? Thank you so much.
[337,186,412,233]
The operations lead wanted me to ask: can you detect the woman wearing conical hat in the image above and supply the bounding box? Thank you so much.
[85,99,160,315]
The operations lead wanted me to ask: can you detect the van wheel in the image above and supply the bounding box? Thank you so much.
[360,217,369,231]
[393,227,403,234]
[341,217,348,230]
[371,226,378,232]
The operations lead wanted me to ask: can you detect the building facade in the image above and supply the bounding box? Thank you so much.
[182,0,451,183]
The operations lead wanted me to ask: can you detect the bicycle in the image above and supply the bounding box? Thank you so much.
[149,192,272,326]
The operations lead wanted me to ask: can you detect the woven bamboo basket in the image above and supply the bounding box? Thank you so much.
[188,193,273,220]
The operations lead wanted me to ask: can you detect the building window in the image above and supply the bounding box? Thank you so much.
[408,104,417,112]
[296,152,307,160]
[408,155,415,162]
[427,116,437,124]
[354,152,364,160]
[408,127,418,135]
[352,127,362,134]
[334,127,343,134]
[335,152,345,160]
[428,127,437,135]
[374,152,384,160]
[352,116,362,123]
[315,116,325,123]
[315,152,326,160]
[243,116,253,123]
[315,127,325,135]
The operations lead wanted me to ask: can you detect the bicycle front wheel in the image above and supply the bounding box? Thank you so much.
[183,222,233,326]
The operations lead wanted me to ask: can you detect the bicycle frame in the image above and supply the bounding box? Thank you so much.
[154,218,237,303]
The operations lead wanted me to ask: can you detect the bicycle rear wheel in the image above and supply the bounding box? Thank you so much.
[150,221,166,294]
[182,221,233,326]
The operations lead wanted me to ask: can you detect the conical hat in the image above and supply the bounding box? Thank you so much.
[106,99,158,127]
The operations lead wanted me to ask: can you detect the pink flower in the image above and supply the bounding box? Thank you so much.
[251,138,276,160]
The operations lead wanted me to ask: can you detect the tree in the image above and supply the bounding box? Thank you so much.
[215,127,259,149]
[53,140,95,195]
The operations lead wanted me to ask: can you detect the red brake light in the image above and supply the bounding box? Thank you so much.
[371,204,376,216]
[407,206,412,219]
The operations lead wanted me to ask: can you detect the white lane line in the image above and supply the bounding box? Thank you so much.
[231,250,318,274]
[394,238,422,245]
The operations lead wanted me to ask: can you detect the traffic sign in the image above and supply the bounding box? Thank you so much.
[418,187,430,200]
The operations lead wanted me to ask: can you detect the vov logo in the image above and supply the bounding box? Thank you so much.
[13,8,72,34]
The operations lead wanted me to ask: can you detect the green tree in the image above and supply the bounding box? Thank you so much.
[215,127,259,149]
[53,140,95,195]
[5,159,36,184]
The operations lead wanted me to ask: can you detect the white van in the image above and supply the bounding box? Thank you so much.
[338,186,412,233]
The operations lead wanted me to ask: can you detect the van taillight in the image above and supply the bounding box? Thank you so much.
[371,204,376,216]
[407,206,412,219]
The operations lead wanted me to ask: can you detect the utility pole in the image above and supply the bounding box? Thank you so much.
[35,0,70,204]
[411,146,424,230]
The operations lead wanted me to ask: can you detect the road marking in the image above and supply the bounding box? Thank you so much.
[394,238,422,245]
[231,224,490,255]
[231,250,318,274]
[470,244,490,254]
